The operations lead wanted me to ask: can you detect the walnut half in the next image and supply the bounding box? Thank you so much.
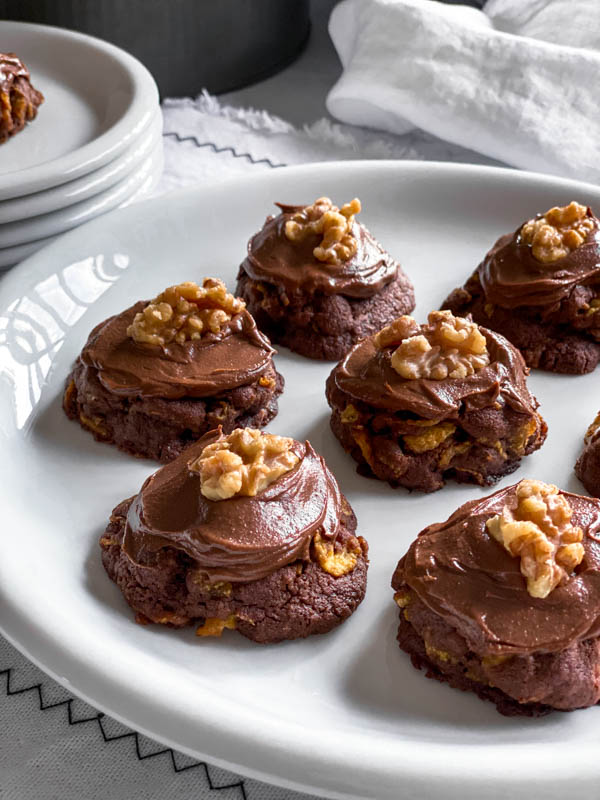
[377,310,489,381]
[486,479,584,599]
[521,201,594,264]
[284,196,361,265]
[127,278,245,346]
[189,427,300,501]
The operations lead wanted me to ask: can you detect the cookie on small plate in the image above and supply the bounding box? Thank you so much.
[0,52,44,143]
[326,310,547,492]
[236,196,415,360]
[443,201,600,374]
[101,427,368,643]
[392,479,600,715]
[64,279,283,462]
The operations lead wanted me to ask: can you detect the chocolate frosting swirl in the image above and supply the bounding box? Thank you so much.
[240,204,399,298]
[479,210,600,310]
[80,302,275,399]
[0,53,29,91]
[331,326,537,421]
[396,485,600,655]
[122,431,343,583]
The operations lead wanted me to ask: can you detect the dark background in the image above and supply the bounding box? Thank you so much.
[0,0,488,97]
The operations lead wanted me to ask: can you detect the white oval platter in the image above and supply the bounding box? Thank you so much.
[0,161,599,800]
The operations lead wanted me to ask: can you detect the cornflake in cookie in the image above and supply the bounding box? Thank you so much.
[0,53,44,143]
[63,279,284,462]
[236,196,415,361]
[100,427,369,643]
[326,310,547,493]
[391,479,600,715]
[443,201,600,374]
[575,412,600,497]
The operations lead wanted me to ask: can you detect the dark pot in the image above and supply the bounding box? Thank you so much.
[0,0,311,97]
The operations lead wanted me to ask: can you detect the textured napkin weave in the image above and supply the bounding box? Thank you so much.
[0,636,307,800]
[326,0,600,184]
[159,89,501,195]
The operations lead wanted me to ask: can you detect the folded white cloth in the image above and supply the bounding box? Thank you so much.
[327,0,600,183]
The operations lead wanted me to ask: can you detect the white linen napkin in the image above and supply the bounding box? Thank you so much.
[159,89,500,194]
[326,0,600,183]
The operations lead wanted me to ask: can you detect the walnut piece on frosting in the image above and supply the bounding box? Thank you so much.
[521,201,594,264]
[284,196,361,265]
[377,310,489,381]
[189,427,300,501]
[127,278,245,346]
[374,315,420,349]
[486,479,584,599]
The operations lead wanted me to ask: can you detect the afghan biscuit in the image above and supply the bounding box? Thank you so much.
[326,310,546,492]
[443,202,600,374]
[100,427,369,644]
[392,479,600,715]
[236,197,415,361]
[0,53,44,143]
[63,279,284,462]
[575,411,600,497]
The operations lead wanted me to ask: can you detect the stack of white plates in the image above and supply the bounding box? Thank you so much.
[0,21,163,269]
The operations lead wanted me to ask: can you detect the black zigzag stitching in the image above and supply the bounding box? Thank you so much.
[163,131,286,169]
[0,667,247,799]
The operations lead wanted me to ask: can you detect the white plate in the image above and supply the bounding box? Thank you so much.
[0,21,159,200]
[0,110,163,224]
[0,146,164,268]
[0,162,599,800]
[0,140,164,248]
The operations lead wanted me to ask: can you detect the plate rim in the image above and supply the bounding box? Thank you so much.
[0,145,164,267]
[0,138,164,247]
[0,108,163,224]
[2,159,600,800]
[0,20,159,200]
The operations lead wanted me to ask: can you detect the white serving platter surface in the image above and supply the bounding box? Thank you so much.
[0,161,599,800]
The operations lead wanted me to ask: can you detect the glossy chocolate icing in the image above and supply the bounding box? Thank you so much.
[122,431,343,583]
[240,204,399,298]
[0,53,29,91]
[332,326,537,421]
[479,211,600,310]
[80,301,275,400]
[397,484,600,655]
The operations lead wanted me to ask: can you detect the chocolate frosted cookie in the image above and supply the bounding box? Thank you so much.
[101,427,368,643]
[64,279,284,462]
[392,479,600,715]
[575,412,600,496]
[443,202,600,374]
[236,196,415,360]
[326,310,546,493]
[0,53,44,143]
